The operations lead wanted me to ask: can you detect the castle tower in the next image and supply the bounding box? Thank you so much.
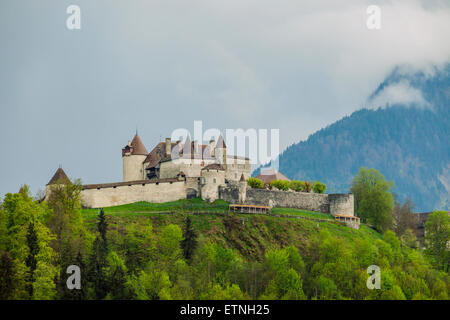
[122,133,148,181]
[215,135,227,167]
[44,167,71,201]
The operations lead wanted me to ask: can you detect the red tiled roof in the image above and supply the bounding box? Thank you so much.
[129,134,148,155]
[47,168,71,185]
[256,170,290,184]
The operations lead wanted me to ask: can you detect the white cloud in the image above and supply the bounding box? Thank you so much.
[368,79,431,109]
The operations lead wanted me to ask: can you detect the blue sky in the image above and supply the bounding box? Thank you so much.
[0,0,449,196]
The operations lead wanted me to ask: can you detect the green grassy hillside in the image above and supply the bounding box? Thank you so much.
[82,198,380,260]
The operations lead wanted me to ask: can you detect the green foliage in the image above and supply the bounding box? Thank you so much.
[126,268,172,300]
[351,167,394,232]
[181,216,198,262]
[269,180,290,191]
[313,181,327,194]
[247,177,264,189]
[302,181,313,193]
[425,211,450,272]
[88,209,110,300]
[1,186,449,300]
[392,199,416,237]
[289,180,304,192]
[0,250,15,299]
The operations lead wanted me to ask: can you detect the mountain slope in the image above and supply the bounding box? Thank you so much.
[255,65,450,211]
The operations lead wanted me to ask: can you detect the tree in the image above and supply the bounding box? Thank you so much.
[25,222,39,296]
[302,181,313,193]
[269,180,290,191]
[88,208,109,299]
[106,251,128,299]
[400,229,418,249]
[289,180,303,192]
[425,211,449,271]
[247,178,264,189]
[313,181,327,194]
[0,250,15,299]
[181,216,198,262]
[45,180,87,298]
[123,220,155,274]
[392,199,416,237]
[350,167,394,232]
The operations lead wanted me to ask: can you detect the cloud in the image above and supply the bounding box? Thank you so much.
[0,0,450,195]
[368,79,431,109]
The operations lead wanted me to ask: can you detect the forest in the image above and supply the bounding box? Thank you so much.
[254,65,450,212]
[0,178,448,300]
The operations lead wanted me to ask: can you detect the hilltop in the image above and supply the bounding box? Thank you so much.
[81,199,380,260]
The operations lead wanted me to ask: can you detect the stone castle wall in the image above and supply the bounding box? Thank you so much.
[81,179,354,217]
[219,185,353,216]
[329,193,354,216]
[81,180,186,208]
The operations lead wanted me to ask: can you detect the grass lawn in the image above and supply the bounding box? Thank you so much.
[82,197,229,219]
[270,207,334,220]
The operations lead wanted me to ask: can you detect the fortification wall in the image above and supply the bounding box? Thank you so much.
[81,180,186,208]
[219,185,354,215]
[329,193,354,216]
[245,189,330,213]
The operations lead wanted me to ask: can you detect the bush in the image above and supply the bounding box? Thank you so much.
[289,180,304,192]
[302,181,313,193]
[269,180,290,191]
[247,177,264,189]
[313,181,327,194]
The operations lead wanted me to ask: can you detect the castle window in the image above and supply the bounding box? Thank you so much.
[142,183,145,186]
[156,182,159,185]
[213,178,216,183]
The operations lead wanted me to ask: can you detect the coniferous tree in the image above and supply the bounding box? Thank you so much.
[88,209,109,299]
[25,222,39,297]
[181,216,197,262]
[0,250,15,299]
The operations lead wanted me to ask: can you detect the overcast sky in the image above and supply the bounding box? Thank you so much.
[1,0,449,196]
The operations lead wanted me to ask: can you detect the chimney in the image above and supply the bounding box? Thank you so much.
[209,139,215,157]
[165,138,171,156]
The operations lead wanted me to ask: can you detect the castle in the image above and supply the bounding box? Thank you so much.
[45,133,357,227]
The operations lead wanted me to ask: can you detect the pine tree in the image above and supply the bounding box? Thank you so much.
[0,250,15,299]
[88,209,109,299]
[25,222,39,297]
[181,216,197,262]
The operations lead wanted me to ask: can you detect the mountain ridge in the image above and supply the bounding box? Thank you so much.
[254,65,450,212]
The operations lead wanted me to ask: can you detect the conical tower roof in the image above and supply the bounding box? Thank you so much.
[183,135,192,154]
[130,134,148,155]
[216,135,226,148]
[47,168,71,185]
